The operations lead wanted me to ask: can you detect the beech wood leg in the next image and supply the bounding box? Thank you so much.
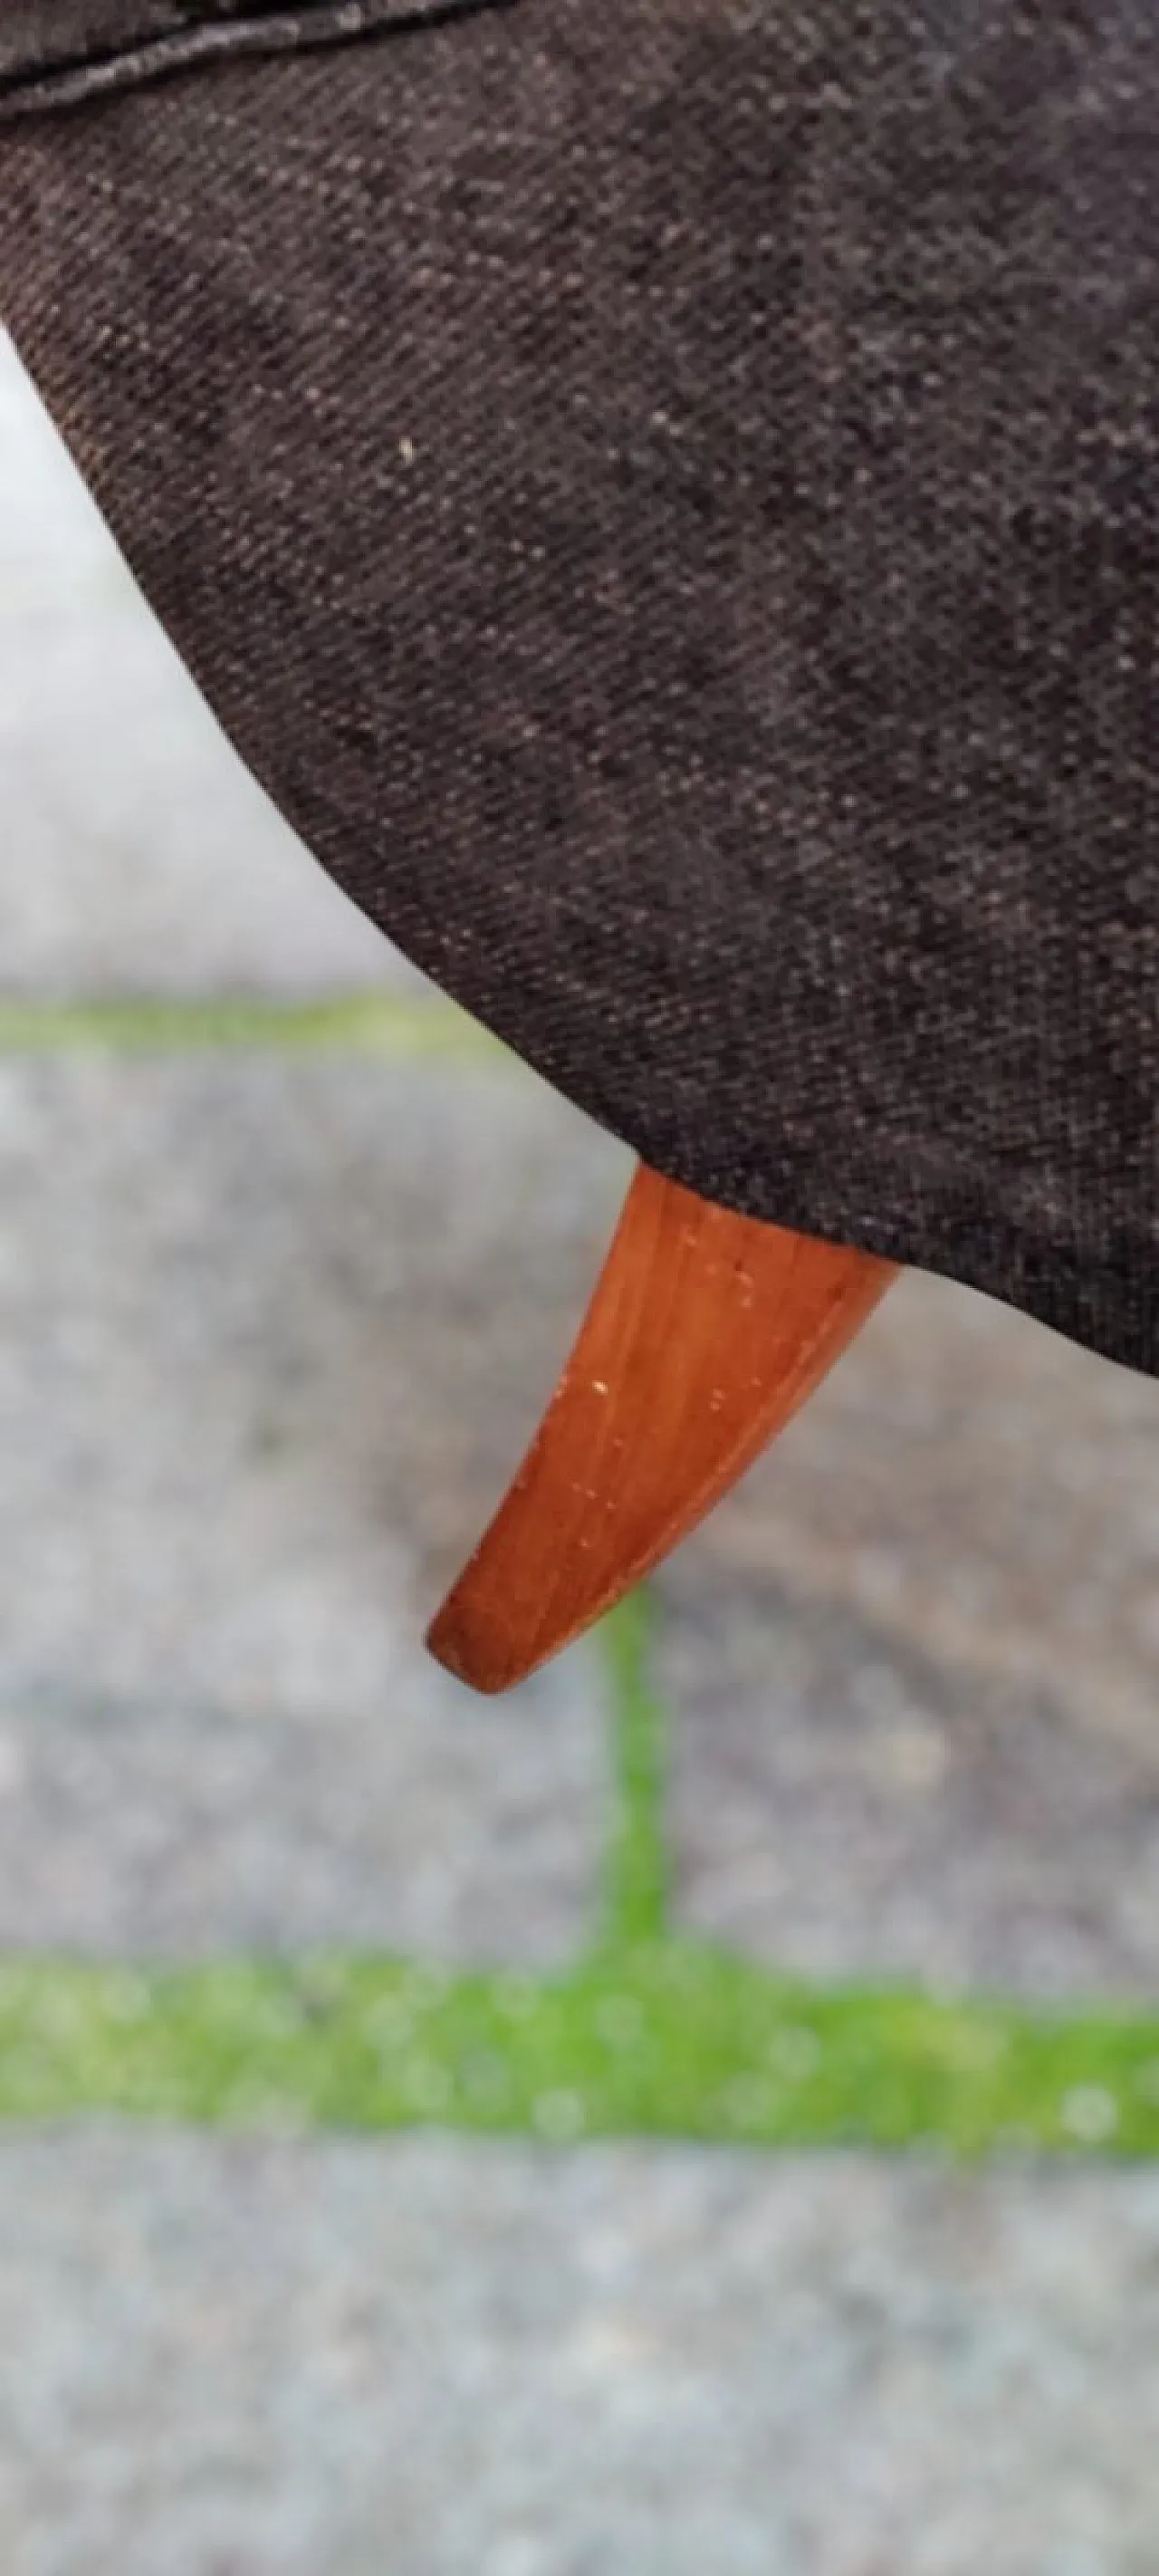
[427,1164,897,1694]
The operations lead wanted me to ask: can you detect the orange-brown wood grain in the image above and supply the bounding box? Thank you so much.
[427,1165,897,1695]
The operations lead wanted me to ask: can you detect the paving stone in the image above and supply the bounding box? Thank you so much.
[0,1051,626,1959]
[665,1267,1159,1998]
[0,2127,1155,2576]
[0,335,419,997]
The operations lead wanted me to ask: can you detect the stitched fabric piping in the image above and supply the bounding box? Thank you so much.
[0,0,517,119]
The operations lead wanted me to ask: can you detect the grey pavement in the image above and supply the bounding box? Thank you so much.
[0,1050,624,1958]
[666,1266,1159,1997]
[0,334,419,998]
[1,2129,1157,2576]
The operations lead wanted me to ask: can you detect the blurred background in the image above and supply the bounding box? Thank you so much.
[3,325,1159,2573]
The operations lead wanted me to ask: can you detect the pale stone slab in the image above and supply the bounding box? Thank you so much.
[666,1266,1159,1996]
[0,2129,1154,2576]
[0,1050,626,1960]
[0,335,419,997]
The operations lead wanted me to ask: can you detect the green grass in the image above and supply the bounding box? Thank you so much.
[2,1945,1159,2159]
[599,1587,670,1950]
[1,1599,1158,2159]
[0,994,503,1061]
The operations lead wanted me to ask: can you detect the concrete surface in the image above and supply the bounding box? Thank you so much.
[0,334,419,998]
[0,2129,1156,2576]
[0,1051,623,1959]
[666,1265,1159,1997]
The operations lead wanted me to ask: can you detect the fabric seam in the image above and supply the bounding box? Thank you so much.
[0,0,518,120]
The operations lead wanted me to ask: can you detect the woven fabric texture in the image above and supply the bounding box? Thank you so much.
[1,0,1157,1370]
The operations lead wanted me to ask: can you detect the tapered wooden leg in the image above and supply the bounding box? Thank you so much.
[427,1164,897,1694]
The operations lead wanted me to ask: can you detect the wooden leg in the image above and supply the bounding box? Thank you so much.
[426,1164,897,1694]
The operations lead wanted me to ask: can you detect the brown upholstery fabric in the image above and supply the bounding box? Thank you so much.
[2,0,1157,1371]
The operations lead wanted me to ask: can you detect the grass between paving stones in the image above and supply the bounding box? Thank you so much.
[1,1595,1159,2158]
[0,994,503,1062]
[0,996,1157,2158]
